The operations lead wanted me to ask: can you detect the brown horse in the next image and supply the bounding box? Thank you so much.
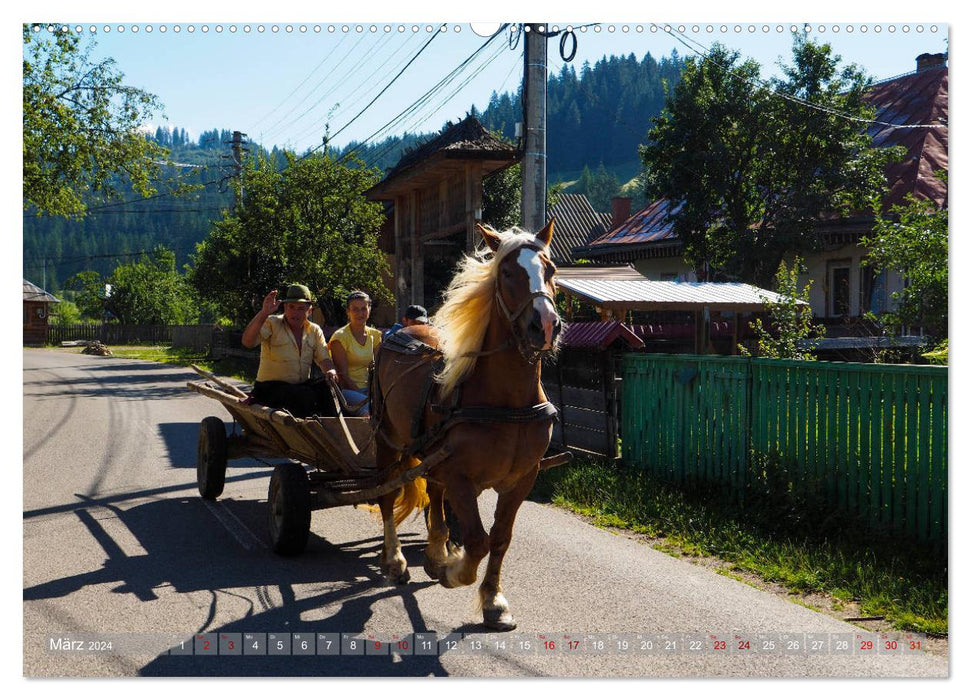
[370,220,562,630]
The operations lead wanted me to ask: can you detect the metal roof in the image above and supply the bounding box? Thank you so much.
[579,62,948,259]
[556,278,805,312]
[575,198,681,255]
[555,264,646,281]
[866,65,948,208]
[559,320,645,350]
[546,193,612,264]
[23,279,59,303]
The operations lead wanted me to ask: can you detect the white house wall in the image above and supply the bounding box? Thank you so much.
[799,244,905,319]
[633,257,697,282]
[630,247,904,320]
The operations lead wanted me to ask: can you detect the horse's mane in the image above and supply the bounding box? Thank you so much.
[432,228,541,397]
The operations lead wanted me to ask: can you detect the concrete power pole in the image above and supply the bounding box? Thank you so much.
[521,24,548,233]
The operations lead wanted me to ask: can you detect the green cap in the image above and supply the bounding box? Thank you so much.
[280,283,314,303]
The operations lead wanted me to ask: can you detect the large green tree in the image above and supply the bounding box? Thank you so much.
[23,24,167,218]
[641,39,899,287]
[862,181,948,341]
[190,153,390,325]
[65,246,199,324]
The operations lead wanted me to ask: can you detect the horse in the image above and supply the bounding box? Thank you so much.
[370,219,563,630]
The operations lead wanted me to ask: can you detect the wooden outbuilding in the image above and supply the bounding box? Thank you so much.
[23,279,58,346]
[364,115,519,316]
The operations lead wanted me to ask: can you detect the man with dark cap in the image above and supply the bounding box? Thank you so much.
[241,284,338,417]
[383,304,430,339]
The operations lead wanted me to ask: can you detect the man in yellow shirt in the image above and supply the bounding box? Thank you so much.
[241,283,338,418]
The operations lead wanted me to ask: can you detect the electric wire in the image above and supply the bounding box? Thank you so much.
[301,24,447,157]
[663,25,945,131]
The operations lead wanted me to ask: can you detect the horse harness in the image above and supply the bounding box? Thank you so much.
[371,330,558,459]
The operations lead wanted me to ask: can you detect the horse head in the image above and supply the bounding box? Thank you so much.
[477,220,563,362]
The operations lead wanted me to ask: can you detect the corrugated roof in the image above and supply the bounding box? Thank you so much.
[580,61,948,258]
[23,279,58,303]
[576,198,681,254]
[556,279,805,312]
[546,193,612,264]
[555,264,646,281]
[559,320,645,350]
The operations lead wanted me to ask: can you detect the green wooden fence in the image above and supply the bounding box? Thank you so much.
[622,354,947,542]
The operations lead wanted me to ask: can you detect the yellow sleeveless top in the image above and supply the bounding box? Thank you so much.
[328,325,382,389]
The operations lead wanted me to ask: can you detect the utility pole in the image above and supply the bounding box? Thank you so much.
[521,23,548,233]
[222,131,249,211]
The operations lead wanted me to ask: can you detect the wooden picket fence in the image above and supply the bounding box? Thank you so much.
[621,354,948,542]
[47,323,173,345]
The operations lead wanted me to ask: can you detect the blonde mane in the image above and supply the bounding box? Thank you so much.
[432,228,543,397]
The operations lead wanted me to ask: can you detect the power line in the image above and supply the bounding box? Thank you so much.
[339,24,510,166]
[351,39,512,170]
[259,32,371,142]
[250,31,351,131]
[302,24,447,158]
[288,31,424,146]
[663,25,946,131]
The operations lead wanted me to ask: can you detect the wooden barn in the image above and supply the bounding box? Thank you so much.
[364,115,519,317]
[23,279,58,346]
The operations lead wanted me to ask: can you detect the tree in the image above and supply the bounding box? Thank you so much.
[641,38,900,287]
[862,179,948,341]
[740,257,824,360]
[189,152,390,325]
[23,24,168,218]
[482,163,521,231]
[66,247,199,324]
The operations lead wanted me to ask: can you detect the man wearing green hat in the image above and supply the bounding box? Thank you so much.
[241,284,339,417]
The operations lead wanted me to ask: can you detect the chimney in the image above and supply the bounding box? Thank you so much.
[916,53,947,72]
[611,196,632,227]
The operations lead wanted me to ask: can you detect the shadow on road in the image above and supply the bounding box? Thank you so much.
[24,360,202,402]
[24,482,457,676]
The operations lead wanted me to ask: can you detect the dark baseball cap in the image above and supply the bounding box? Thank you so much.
[404,305,429,323]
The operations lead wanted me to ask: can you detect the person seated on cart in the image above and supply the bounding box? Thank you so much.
[328,290,382,416]
[241,283,339,418]
[382,304,430,339]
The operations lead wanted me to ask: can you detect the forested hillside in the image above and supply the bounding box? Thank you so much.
[24,50,683,293]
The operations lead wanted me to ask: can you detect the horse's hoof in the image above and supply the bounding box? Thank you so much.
[483,608,517,631]
[381,564,410,585]
[437,567,459,589]
[423,559,441,580]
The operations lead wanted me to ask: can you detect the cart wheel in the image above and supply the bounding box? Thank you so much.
[267,463,311,556]
[197,416,228,500]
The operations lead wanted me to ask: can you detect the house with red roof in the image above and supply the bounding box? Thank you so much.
[575,53,948,351]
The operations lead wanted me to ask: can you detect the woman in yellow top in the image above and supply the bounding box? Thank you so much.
[328,290,382,416]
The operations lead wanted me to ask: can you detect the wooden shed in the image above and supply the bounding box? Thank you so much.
[543,320,645,458]
[23,279,58,346]
[364,115,519,316]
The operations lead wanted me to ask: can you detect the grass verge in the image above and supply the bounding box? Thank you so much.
[86,345,257,383]
[531,458,947,636]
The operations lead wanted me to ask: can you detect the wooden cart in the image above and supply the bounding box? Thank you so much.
[186,367,456,556]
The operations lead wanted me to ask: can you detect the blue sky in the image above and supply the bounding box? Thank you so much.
[33,14,948,154]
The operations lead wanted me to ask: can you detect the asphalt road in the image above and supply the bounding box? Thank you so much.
[22,348,949,678]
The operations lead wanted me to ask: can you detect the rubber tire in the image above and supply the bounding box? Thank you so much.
[197,416,228,500]
[267,463,312,556]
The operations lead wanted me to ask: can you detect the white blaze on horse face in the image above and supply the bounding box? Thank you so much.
[516,247,558,349]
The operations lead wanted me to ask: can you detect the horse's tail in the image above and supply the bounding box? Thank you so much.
[393,471,430,527]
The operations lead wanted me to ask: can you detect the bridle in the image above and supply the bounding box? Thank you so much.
[493,243,559,364]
